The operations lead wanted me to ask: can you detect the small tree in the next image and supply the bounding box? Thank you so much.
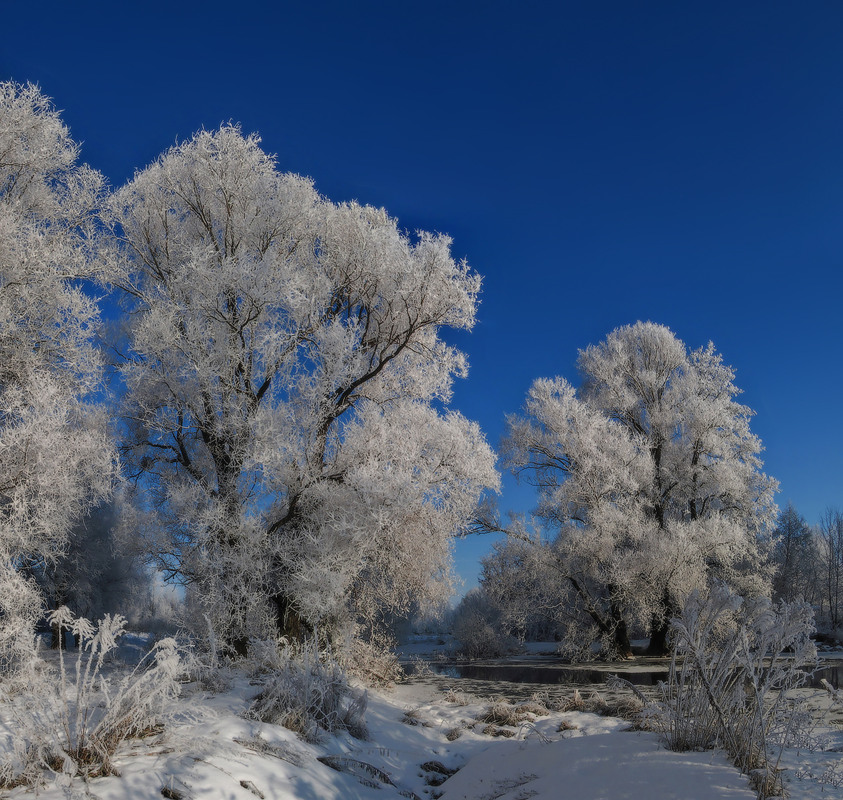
[480,534,568,644]
[33,497,155,645]
[817,508,843,630]
[503,322,777,657]
[771,503,817,604]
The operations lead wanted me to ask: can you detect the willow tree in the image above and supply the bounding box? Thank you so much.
[107,126,497,651]
[503,322,777,656]
[0,82,116,668]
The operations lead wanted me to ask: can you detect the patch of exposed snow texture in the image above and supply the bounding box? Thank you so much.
[2,661,842,800]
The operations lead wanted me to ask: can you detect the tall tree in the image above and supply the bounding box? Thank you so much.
[503,322,777,656]
[106,126,498,651]
[817,508,843,629]
[771,503,816,604]
[0,82,116,669]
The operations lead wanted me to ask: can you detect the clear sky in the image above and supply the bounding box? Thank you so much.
[5,1,842,593]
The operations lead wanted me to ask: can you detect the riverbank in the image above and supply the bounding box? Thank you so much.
[1,641,841,799]
[0,666,770,800]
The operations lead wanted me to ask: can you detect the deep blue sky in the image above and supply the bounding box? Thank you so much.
[5,1,843,592]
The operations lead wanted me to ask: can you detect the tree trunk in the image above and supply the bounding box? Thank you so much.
[607,584,632,658]
[271,592,312,642]
[612,617,633,658]
[646,587,674,656]
[646,619,670,656]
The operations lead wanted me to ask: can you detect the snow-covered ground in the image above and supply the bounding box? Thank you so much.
[2,651,842,800]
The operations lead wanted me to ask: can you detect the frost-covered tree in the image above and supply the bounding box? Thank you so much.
[448,586,517,659]
[33,497,154,641]
[503,322,777,657]
[771,503,816,605]
[0,82,116,669]
[817,508,843,630]
[106,125,498,651]
[480,534,567,643]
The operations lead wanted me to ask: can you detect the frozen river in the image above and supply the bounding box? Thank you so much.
[401,652,842,700]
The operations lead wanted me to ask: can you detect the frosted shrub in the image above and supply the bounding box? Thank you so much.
[450,589,517,659]
[0,607,182,789]
[821,678,842,710]
[247,640,367,742]
[340,632,404,687]
[176,615,235,694]
[0,564,40,679]
[653,585,817,797]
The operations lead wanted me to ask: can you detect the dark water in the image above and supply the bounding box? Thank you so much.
[406,658,843,690]
[423,661,669,686]
[811,663,843,689]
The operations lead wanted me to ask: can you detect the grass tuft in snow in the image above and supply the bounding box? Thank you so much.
[442,688,472,706]
[0,607,182,791]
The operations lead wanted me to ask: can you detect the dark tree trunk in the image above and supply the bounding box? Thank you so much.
[608,584,632,658]
[271,592,312,642]
[646,620,670,656]
[566,578,633,659]
[646,588,675,656]
[612,617,633,658]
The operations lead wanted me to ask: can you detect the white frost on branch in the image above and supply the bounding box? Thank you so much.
[0,82,117,671]
[502,322,778,656]
[106,125,498,646]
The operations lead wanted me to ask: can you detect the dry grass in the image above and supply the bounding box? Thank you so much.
[247,643,368,742]
[400,707,432,728]
[517,700,550,717]
[0,611,182,790]
[482,724,515,738]
[444,727,462,741]
[551,688,642,720]
[477,698,552,728]
[478,702,532,727]
[442,688,472,706]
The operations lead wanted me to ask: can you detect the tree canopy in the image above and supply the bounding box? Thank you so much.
[0,82,116,669]
[503,321,778,656]
[106,125,498,648]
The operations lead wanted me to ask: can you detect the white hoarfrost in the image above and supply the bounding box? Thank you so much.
[0,82,116,672]
[502,321,778,656]
[7,654,841,800]
[106,125,499,647]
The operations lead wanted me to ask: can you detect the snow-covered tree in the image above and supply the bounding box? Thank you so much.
[106,125,498,651]
[0,82,116,669]
[817,508,843,630]
[480,534,567,644]
[33,497,155,641]
[503,322,777,656]
[771,503,817,605]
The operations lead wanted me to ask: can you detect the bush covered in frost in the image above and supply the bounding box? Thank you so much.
[0,565,41,679]
[0,607,182,790]
[247,640,367,742]
[449,588,519,659]
[642,585,817,798]
[339,634,404,687]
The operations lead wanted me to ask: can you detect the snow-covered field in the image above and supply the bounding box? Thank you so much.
[2,646,842,800]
